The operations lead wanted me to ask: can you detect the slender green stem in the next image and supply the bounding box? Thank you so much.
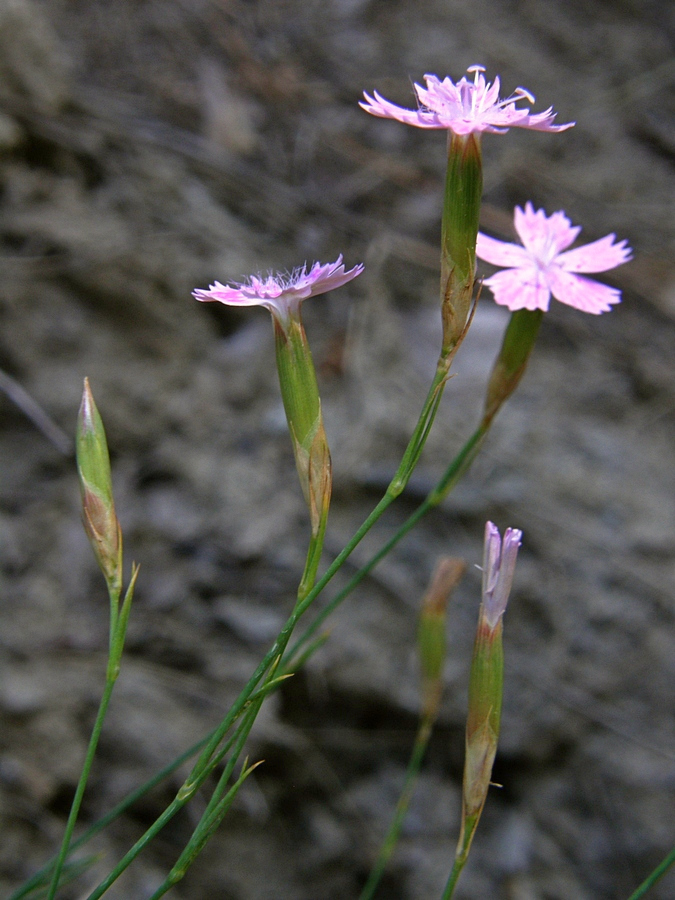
[46,673,118,900]
[146,703,263,899]
[298,511,328,602]
[46,571,135,900]
[186,364,451,788]
[7,732,212,900]
[359,716,434,900]
[627,847,675,900]
[84,726,242,900]
[78,358,453,897]
[284,422,487,671]
[441,853,466,900]
[130,498,328,895]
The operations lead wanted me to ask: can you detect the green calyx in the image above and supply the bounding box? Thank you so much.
[272,311,332,542]
[483,309,544,424]
[273,314,322,451]
[440,133,483,353]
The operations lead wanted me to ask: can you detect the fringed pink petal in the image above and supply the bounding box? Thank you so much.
[482,268,551,312]
[547,268,622,314]
[556,235,633,274]
[476,233,531,268]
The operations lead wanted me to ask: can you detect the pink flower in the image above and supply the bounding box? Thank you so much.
[193,256,363,318]
[360,66,574,136]
[476,203,632,314]
[482,522,522,629]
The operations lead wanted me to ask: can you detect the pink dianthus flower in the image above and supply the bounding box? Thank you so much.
[476,203,632,314]
[360,66,573,136]
[193,256,363,318]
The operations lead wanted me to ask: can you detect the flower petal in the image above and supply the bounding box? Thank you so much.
[476,232,531,268]
[556,234,632,274]
[192,282,271,306]
[482,267,551,312]
[514,203,581,258]
[359,91,445,129]
[302,257,365,296]
[547,267,621,314]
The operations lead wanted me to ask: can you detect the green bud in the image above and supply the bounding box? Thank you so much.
[76,378,122,590]
[418,557,465,718]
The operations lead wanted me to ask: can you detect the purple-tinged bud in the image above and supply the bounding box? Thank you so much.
[76,379,122,591]
[481,522,522,630]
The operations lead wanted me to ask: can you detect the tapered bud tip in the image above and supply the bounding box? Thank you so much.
[78,377,98,435]
[424,556,466,617]
[76,378,113,507]
[418,557,465,687]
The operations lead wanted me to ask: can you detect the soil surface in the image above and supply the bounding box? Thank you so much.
[1,1,674,898]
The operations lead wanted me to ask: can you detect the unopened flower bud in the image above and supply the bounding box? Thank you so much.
[76,378,122,590]
[418,557,465,717]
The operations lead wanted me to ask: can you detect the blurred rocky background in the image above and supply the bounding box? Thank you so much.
[0,0,674,897]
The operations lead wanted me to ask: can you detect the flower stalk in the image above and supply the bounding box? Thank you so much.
[359,558,466,900]
[47,381,138,900]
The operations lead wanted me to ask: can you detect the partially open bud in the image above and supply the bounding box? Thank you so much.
[76,379,122,591]
[457,522,521,860]
[418,557,466,718]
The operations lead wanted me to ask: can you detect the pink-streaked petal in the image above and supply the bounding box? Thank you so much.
[304,258,365,296]
[476,232,532,268]
[544,210,583,255]
[547,268,622,314]
[514,203,581,258]
[519,107,575,132]
[482,267,551,312]
[482,521,502,600]
[359,91,445,129]
[192,283,271,307]
[556,234,632,274]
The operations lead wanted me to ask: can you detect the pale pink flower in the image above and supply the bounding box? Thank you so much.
[360,66,573,136]
[482,522,522,629]
[193,256,363,318]
[476,203,632,314]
